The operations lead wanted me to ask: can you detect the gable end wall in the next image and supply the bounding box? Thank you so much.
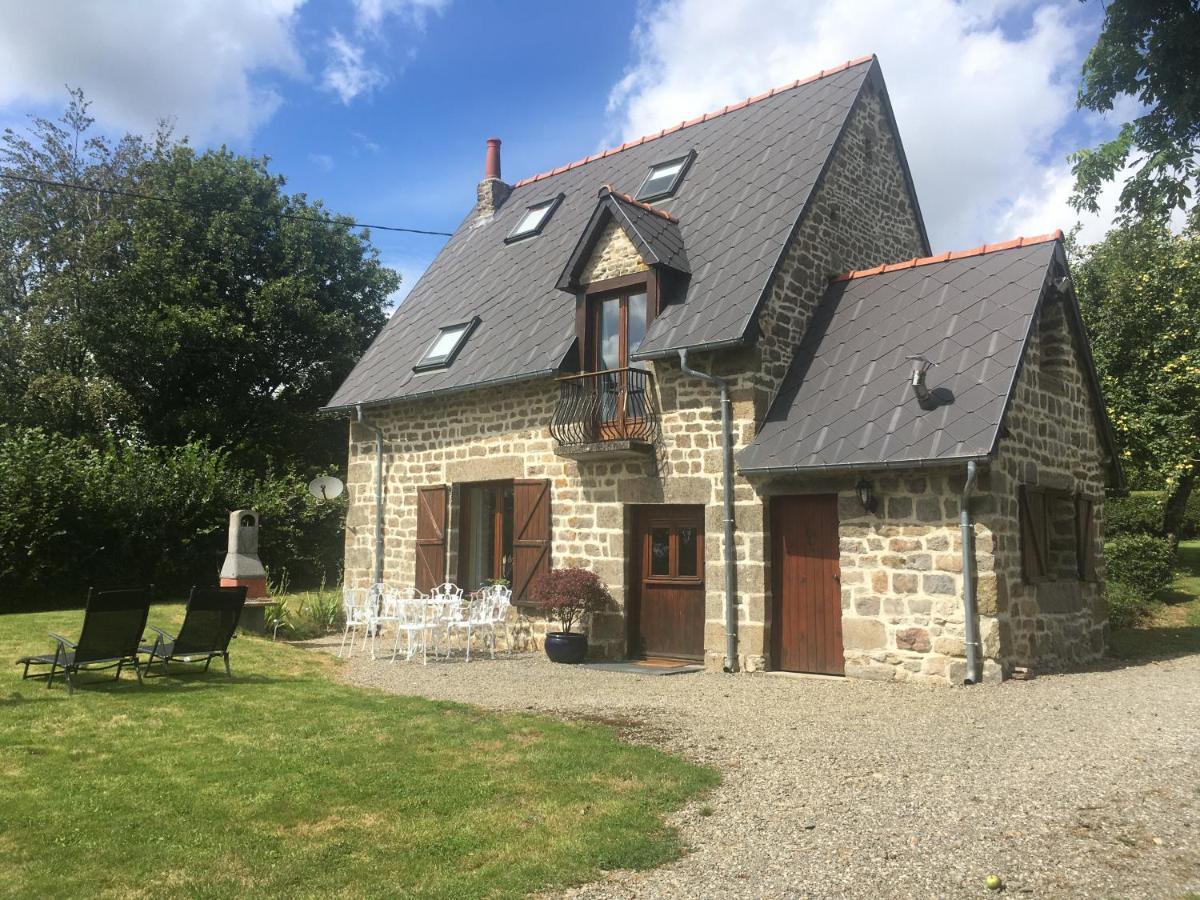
[754,79,927,416]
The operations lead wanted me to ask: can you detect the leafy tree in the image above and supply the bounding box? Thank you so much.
[1070,0,1200,222]
[1072,217,1200,538]
[0,90,398,471]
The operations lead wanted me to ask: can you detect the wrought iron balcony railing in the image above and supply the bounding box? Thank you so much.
[550,367,660,447]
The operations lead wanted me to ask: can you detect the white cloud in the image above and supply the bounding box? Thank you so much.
[0,0,304,141]
[606,0,1133,250]
[351,0,449,31]
[322,30,387,104]
[321,0,449,104]
[308,152,335,171]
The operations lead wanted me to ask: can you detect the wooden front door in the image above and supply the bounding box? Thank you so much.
[629,505,705,661]
[770,494,844,675]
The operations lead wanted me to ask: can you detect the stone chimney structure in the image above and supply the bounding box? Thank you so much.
[476,137,511,217]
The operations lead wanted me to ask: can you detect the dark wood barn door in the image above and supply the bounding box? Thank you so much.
[770,494,844,675]
[629,505,705,661]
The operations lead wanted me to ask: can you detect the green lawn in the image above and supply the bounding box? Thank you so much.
[1109,540,1200,660]
[0,604,716,899]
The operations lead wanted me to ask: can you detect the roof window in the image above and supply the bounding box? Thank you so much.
[505,194,563,242]
[414,317,479,371]
[635,151,695,202]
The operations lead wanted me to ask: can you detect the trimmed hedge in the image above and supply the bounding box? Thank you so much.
[1105,492,1164,535]
[0,427,344,608]
[1105,533,1176,597]
[1106,489,1200,538]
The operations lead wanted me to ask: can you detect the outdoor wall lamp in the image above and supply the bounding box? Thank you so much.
[855,478,878,514]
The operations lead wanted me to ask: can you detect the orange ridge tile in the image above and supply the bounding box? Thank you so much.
[831,230,1063,282]
[599,184,679,222]
[511,54,875,189]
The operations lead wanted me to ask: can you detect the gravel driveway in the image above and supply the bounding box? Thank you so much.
[327,644,1200,899]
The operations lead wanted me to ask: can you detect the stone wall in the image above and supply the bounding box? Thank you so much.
[985,291,1109,670]
[579,219,649,285]
[754,78,927,417]
[749,469,1004,685]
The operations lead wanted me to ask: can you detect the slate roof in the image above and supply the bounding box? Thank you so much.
[326,55,924,410]
[738,233,1121,478]
[557,188,689,290]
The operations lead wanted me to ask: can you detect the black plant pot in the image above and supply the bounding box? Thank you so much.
[544,631,588,664]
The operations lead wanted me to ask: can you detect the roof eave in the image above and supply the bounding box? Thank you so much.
[738,453,992,477]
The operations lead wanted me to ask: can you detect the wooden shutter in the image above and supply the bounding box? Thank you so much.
[1019,485,1049,582]
[1075,495,1096,581]
[415,485,448,593]
[512,479,552,605]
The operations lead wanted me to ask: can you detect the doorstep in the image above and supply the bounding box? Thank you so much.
[583,659,703,677]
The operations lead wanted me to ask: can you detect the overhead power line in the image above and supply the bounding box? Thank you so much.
[0,172,454,237]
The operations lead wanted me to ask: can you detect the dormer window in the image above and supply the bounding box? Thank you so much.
[414,317,479,371]
[634,151,695,202]
[505,194,564,242]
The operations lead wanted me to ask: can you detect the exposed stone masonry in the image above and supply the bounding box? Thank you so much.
[754,80,927,419]
[578,219,649,285]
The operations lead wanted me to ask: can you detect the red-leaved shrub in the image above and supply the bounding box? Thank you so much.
[528,567,613,634]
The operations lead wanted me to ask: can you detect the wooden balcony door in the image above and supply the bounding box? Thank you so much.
[591,288,648,440]
[629,505,705,661]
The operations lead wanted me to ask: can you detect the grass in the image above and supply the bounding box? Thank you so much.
[1109,540,1200,660]
[0,603,717,899]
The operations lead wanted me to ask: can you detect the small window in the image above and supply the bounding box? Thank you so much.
[634,151,695,202]
[1020,485,1093,583]
[505,194,563,242]
[414,318,479,371]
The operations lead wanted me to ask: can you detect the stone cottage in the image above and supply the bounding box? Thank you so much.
[323,55,1123,684]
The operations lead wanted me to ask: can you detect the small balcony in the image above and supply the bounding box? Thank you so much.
[550,367,659,459]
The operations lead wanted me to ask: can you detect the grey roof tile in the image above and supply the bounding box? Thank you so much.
[326,59,878,409]
[738,241,1059,473]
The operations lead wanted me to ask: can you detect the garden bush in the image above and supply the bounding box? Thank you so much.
[1105,533,1176,601]
[1105,581,1152,629]
[1182,489,1200,539]
[1105,492,1164,535]
[0,426,344,608]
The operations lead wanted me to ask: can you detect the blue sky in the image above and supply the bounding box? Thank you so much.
[1,0,1130,304]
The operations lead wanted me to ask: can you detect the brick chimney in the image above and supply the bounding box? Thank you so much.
[476,137,511,217]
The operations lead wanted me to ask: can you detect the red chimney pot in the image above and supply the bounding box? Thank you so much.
[485,137,502,181]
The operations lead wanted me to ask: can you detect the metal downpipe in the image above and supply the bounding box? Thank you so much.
[961,459,982,684]
[678,349,738,672]
[355,404,385,586]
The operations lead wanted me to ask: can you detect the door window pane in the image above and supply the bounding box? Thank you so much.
[465,485,497,590]
[678,527,698,577]
[597,296,621,371]
[626,293,647,360]
[650,528,670,576]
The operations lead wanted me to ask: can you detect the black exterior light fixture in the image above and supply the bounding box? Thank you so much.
[855,478,878,514]
[907,354,938,410]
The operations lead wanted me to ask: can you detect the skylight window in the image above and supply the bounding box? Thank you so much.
[505,194,564,242]
[635,151,695,202]
[414,317,479,371]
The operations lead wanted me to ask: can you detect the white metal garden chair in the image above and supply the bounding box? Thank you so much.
[382,587,433,664]
[370,587,422,660]
[427,583,465,659]
[338,585,379,658]
[446,584,511,661]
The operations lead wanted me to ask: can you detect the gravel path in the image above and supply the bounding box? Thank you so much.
[321,641,1200,899]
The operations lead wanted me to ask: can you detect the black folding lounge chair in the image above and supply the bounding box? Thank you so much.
[18,587,152,694]
[142,585,248,679]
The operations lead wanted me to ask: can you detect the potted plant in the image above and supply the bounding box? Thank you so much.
[528,567,612,664]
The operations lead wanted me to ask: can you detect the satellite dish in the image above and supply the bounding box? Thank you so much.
[308,475,345,501]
